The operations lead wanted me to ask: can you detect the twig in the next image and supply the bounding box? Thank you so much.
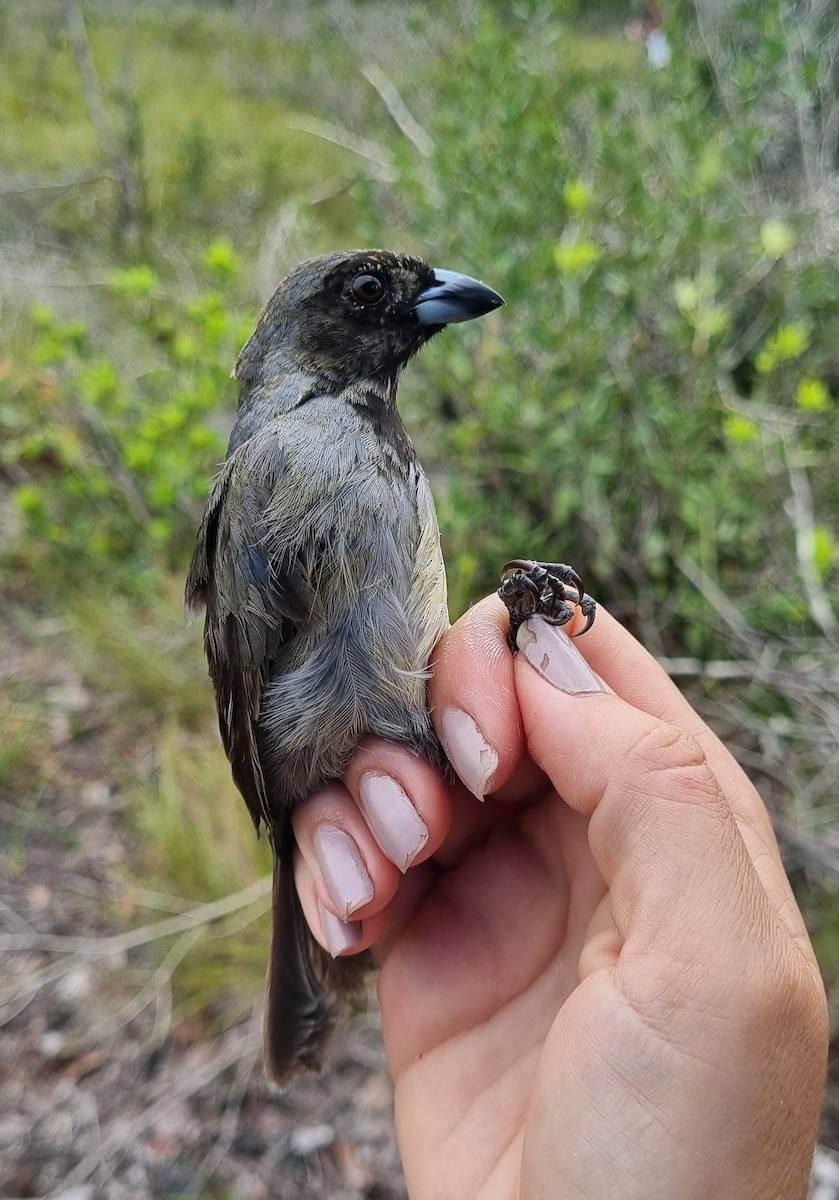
[255,179,352,302]
[361,63,434,158]
[657,656,764,681]
[284,115,395,181]
[0,959,77,1027]
[677,555,764,654]
[91,926,204,1044]
[0,170,115,197]
[0,873,272,956]
[61,1021,261,1188]
[71,399,153,529]
[784,461,839,637]
[66,0,140,240]
[0,895,38,935]
[105,879,198,915]
[794,760,839,811]
[774,815,839,881]
[187,1006,263,1194]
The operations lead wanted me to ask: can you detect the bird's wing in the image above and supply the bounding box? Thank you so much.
[185,435,318,835]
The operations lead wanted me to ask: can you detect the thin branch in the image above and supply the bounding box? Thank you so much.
[284,114,395,181]
[657,656,764,681]
[0,873,272,957]
[71,399,153,529]
[774,815,839,881]
[361,63,434,158]
[255,178,351,302]
[0,170,114,197]
[677,554,764,654]
[0,959,77,1027]
[91,926,204,1044]
[61,1022,261,1188]
[784,461,839,638]
[187,1006,263,1193]
[0,895,38,936]
[66,0,140,240]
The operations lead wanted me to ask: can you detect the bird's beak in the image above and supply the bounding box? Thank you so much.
[413,269,505,326]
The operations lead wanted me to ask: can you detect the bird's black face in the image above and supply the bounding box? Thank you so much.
[270,249,503,387]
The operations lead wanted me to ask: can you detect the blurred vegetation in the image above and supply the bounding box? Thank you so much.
[1,0,838,1032]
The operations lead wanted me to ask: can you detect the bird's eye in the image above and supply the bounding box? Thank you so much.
[350,273,386,305]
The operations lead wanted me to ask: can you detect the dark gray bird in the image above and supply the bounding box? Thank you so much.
[185,249,504,1083]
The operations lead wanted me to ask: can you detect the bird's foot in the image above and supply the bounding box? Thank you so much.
[498,559,596,651]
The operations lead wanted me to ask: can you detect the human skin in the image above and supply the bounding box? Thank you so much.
[291,595,828,1199]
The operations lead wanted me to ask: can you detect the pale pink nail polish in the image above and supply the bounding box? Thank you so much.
[440,708,498,800]
[319,902,362,957]
[358,773,428,871]
[313,825,374,919]
[517,616,605,694]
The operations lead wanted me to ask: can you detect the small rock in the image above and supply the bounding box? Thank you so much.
[37,1030,66,1058]
[81,780,111,808]
[56,965,92,1008]
[289,1123,335,1156]
[28,884,52,911]
[46,683,91,713]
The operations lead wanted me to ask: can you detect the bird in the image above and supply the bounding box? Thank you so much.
[185,249,504,1083]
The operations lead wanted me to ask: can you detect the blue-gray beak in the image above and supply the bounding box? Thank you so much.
[413,268,505,326]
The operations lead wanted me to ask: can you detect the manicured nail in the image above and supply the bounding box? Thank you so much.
[358,773,429,872]
[440,708,498,800]
[313,825,374,919]
[516,616,605,694]
[319,902,362,957]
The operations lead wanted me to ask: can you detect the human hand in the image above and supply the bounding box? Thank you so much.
[291,596,828,1199]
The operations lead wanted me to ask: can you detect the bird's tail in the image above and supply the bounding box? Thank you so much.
[263,831,368,1084]
[263,837,334,1084]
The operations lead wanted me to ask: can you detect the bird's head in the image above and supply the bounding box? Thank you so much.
[235,249,504,389]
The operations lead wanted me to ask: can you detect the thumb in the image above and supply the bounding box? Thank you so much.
[511,615,775,960]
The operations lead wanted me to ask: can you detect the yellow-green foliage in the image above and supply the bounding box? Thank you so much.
[0,3,363,251]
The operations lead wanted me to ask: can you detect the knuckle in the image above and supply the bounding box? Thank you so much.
[617,938,828,1071]
[616,944,695,1036]
[624,722,719,807]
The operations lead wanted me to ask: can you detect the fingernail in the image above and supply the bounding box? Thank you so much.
[319,902,362,957]
[440,708,498,800]
[358,773,429,872]
[516,616,605,694]
[313,825,374,919]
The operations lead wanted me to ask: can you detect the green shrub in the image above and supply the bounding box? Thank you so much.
[1,249,252,596]
[365,10,839,652]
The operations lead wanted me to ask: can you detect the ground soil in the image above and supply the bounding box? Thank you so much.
[0,609,407,1200]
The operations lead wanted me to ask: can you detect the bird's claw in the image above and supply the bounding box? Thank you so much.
[498,558,597,650]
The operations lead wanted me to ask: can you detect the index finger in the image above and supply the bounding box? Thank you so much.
[429,595,527,800]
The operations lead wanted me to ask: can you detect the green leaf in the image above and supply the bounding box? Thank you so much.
[553,239,600,275]
[723,414,760,443]
[795,377,829,412]
[562,178,592,214]
[813,526,837,579]
[759,219,794,259]
[107,265,158,298]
